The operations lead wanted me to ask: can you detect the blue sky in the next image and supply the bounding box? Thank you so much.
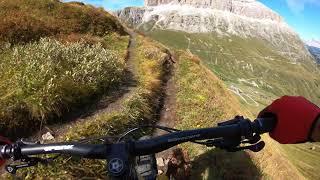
[259,0,320,40]
[64,0,320,40]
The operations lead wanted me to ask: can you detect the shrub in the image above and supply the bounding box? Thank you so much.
[0,0,127,44]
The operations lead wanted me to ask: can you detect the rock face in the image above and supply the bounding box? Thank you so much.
[145,0,172,6]
[145,0,282,22]
[117,7,146,26]
[116,0,312,61]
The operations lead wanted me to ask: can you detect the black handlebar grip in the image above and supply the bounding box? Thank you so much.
[0,145,4,159]
[0,145,9,159]
[254,117,277,134]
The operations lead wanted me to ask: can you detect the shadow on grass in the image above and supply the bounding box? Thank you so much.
[191,148,261,180]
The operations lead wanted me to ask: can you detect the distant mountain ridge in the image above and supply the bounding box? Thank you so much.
[306,39,320,64]
[116,0,312,62]
[306,39,320,48]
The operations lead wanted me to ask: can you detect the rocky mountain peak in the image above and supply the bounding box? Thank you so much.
[116,0,312,61]
[146,0,256,6]
[145,0,282,22]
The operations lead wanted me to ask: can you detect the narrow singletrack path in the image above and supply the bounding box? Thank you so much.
[152,51,178,174]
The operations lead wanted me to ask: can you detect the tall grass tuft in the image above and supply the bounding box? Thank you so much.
[0,38,125,136]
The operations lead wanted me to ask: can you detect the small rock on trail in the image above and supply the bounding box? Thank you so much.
[42,132,55,141]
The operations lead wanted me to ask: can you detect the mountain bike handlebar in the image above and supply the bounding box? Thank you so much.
[0,143,108,160]
[0,116,276,177]
[0,117,275,159]
[133,117,275,155]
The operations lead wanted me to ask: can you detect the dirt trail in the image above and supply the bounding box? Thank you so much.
[32,30,139,141]
[153,51,179,174]
[153,65,176,137]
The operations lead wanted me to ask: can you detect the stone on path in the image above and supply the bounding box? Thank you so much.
[42,132,55,141]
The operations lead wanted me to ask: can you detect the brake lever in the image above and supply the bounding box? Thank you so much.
[204,136,265,153]
[213,116,267,152]
[241,134,261,144]
[228,141,265,152]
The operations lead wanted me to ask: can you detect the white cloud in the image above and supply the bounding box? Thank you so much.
[285,0,320,14]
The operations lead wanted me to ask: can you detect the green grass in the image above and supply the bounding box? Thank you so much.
[175,52,245,130]
[173,52,264,179]
[147,30,320,108]
[281,143,320,180]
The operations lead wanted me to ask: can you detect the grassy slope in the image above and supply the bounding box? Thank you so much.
[175,52,303,179]
[174,51,255,179]
[7,36,172,179]
[0,0,129,138]
[281,143,320,180]
[146,29,320,179]
[147,30,320,106]
[0,0,126,44]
